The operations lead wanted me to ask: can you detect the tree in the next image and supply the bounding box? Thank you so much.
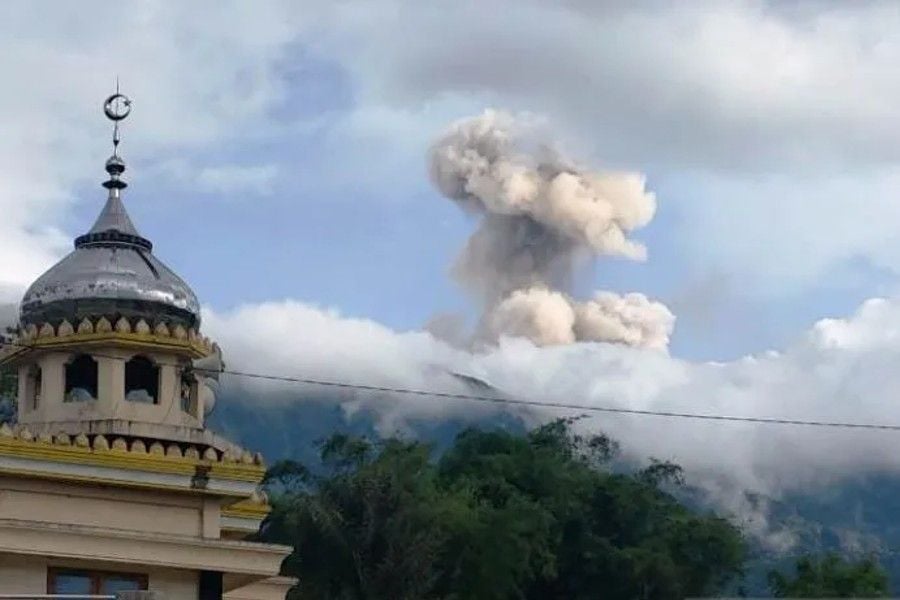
[0,326,17,423]
[768,553,889,597]
[0,365,15,401]
[260,419,745,600]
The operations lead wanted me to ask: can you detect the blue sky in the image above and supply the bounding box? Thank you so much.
[63,116,897,362]
[5,0,900,364]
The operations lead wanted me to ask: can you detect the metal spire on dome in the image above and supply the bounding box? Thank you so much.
[74,84,151,251]
[102,79,131,196]
[19,85,200,330]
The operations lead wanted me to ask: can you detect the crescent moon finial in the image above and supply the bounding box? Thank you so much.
[104,93,132,121]
[101,85,131,197]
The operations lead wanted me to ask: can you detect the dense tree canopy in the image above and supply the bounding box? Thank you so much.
[259,419,745,599]
[768,553,890,597]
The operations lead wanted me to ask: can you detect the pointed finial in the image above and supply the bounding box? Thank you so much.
[102,85,132,196]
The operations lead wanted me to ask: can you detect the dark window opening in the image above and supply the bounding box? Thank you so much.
[125,355,159,403]
[180,370,196,414]
[28,366,41,410]
[48,567,147,594]
[64,354,97,402]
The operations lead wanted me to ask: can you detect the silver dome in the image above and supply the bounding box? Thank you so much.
[20,194,200,328]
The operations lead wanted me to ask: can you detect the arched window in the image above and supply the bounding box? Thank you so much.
[125,355,159,404]
[180,370,196,415]
[65,355,97,402]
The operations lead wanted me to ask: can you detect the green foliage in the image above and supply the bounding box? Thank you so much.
[0,365,15,400]
[0,364,16,424]
[0,327,17,422]
[768,552,890,597]
[260,419,745,600]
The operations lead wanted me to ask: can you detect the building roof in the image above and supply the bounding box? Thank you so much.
[19,156,200,329]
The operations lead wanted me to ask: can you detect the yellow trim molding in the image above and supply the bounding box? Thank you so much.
[0,433,266,482]
[223,498,271,519]
[0,315,221,366]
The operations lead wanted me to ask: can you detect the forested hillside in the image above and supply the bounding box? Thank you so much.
[259,419,746,599]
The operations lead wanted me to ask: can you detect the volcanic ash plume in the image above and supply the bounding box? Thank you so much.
[429,109,673,350]
[485,287,579,346]
[486,287,674,349]
[573,291,674,350]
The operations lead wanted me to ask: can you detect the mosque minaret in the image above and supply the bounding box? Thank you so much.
[0,90,294,599]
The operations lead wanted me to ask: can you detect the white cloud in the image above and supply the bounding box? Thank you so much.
[6,1,900,299]
[0,0,306,288]
[296,0,900,294]
[320,0,900,173]
[203,293,900,538]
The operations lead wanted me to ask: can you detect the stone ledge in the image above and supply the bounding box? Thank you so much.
[0,517,290,576]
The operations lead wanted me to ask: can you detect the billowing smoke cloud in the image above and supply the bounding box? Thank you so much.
[574,291,674,351]
[486,287,674,350]
[486,287,578,346]
[429,110,672,349]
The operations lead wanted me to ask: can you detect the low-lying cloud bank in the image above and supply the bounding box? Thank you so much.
[203,295,900,546]
[206,296,900,492]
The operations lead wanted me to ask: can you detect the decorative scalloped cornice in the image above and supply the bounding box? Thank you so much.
[0,423,265,475]
[0,315,218,365]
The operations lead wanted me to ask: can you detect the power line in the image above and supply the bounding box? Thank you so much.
[219,368,900,431]
[2,338,900,432]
